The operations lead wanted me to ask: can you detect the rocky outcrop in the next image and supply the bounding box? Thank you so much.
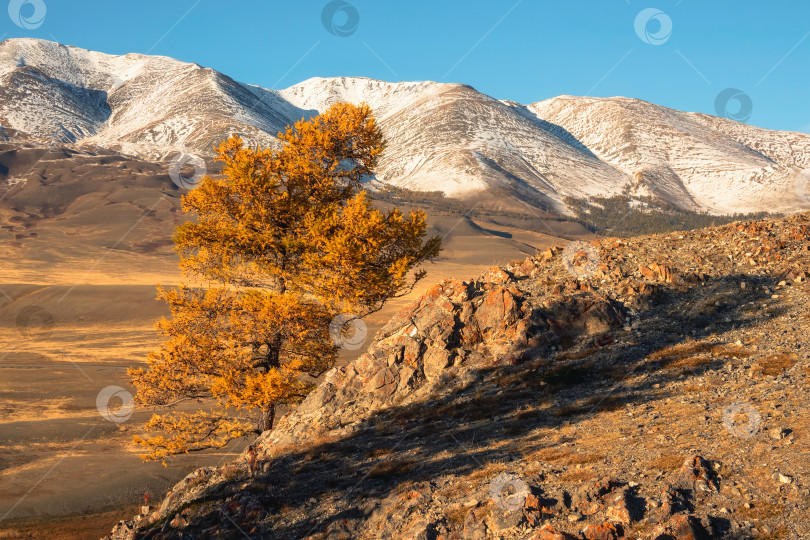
[266,272,623,451]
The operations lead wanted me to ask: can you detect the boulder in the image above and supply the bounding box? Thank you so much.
[652,514,711,540]
[533,523,578,540]
[672,456,718,493]
[582,522,623,540]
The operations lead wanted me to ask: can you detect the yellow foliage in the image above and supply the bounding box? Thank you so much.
[131,103,442,461]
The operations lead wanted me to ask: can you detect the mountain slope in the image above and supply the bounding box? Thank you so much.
[1,38,809,215]
[0,38,302,158]
[280,77,631,207]
[527,96,810,214]
[105,212,810,539]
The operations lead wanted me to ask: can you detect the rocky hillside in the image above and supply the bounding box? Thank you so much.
[107,213,810,539]
[2,38,810,215]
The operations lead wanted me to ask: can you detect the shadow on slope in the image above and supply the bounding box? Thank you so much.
[145,271,778,538]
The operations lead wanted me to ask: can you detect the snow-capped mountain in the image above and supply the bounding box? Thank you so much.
[1,38,809,215]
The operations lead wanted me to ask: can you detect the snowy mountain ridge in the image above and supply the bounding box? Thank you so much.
[1,37,809,215]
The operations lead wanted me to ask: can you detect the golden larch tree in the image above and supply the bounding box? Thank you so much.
[130,103,442,462]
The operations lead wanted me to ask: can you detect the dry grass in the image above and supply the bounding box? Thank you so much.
[560,452,604,466]
[523,446,603,467]
[590,395,627,413]
[551,395,626,417]
[751,353,798,377]
[735,500,784,520]
[365,447,396,459]
[650,454,684,471]
[524,446,573,462]
[415,393,507,423]
[551,402,588,417]
[648,341,754,362]
[324,465,358,488]
[559,468,598,482]
[219,464,242,482]
[758,528,790,540]
[668,355,714,370]
[493,370,529,388]
[648,341,713,361]
[538,363,594,388]
[555,347,599,361]
[501,421,533,435]
[0,509,131,540]
[514,407,546,422]
[367,459,414,479]
[291,433,343,459]
[645,341,754,377]
[719,345,756,358]
[467,462,511,482]
[445,505,468,528]
[703,375,724,386]
[602,367,634,382]
[661,356,716,379]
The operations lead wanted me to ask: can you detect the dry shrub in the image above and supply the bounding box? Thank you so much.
[751,353,797,377]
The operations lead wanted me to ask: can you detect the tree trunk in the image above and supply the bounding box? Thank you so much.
[258,404,275,433]
[256,336,282,433]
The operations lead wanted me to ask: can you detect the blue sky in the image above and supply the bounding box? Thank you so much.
[5,0,810,133]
